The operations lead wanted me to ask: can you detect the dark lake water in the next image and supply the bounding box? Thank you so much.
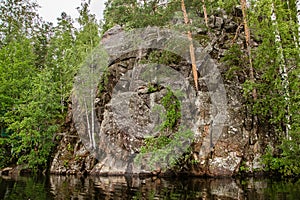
[0,175,300,200]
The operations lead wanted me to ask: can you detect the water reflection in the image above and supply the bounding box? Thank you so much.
[0,174,300,199]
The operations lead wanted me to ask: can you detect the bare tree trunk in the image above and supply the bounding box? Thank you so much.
[297,0,300,46]
[60,68,64,113]
[240,0,258,143]
[181,0,199,91]
[90,50,96,149]
[202,0,208,27]
[271,2,291,139]
[90,77,96,149]
[296,0,300,46]
[240,0,257,100]
[84,99,93,148]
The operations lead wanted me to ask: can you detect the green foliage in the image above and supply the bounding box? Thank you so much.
[137,88,181,155]
[242,0,300,176]
[0,0,41,44]
[217,0,239,13]
[102,0,241,33]
[262,129,300,176]
[4,70,61,170]
[179,148,200,166]
[143,50,182,66]
[98,69,110,93]
[161,88,181,130]
[135,87,193,170]
[140,136,172,154]
[239,161,250,172]
[103,0,180,31]
[135,128,194,170]
[0,138,12,168]
[0,36,37,113]
[63,160,69,168]
[67,143,74,152]
[0,1,101,172]
[147,83,158,93]
[0,0,298,176]
[221,44,247,80]
[0,2,47,170]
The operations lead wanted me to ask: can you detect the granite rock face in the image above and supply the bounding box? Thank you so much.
[50,9,272,176]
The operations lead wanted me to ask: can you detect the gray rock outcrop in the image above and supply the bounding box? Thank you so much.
[50,9,272,176]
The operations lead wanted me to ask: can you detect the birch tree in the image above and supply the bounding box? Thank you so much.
[75,2,101,149]
[270,1,291,139]
[297,0,300,46]
[248,0,300,175]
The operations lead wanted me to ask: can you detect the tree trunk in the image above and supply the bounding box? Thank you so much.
[202,0,208,27]
[240,0,257,100]
[286,0,299,49]
[181,0,199,91]
[240,0,258,142]
[297,0,300,46]
[271,2,291,139]
[84,99,93,148]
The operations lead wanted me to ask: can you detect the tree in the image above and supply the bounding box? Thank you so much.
[74,2,101,149]
[181,0,199,90]
[270,1,291,138]
[240,0,257,100]
[103,0,178,31]
[248,0,300,175]
[0,0,41,44]
[297,0,300,45]
[46,12,76,113]
[0,3,45,169]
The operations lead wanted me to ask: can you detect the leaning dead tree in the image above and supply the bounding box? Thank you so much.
[181,0,199,91]
[202,0,208,27]
[240,0,257,101]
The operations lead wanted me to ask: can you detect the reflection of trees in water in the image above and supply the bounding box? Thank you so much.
[0,175,50,200]
[1,175,300,199]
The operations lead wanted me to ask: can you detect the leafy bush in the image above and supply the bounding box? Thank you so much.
[262,128,300,176]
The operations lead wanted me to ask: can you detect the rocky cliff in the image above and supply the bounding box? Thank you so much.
[50,7,274,177]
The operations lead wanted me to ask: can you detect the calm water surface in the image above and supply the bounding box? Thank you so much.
[0,175,299,199]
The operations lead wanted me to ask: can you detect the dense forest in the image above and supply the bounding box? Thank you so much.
[0,0,299,176]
